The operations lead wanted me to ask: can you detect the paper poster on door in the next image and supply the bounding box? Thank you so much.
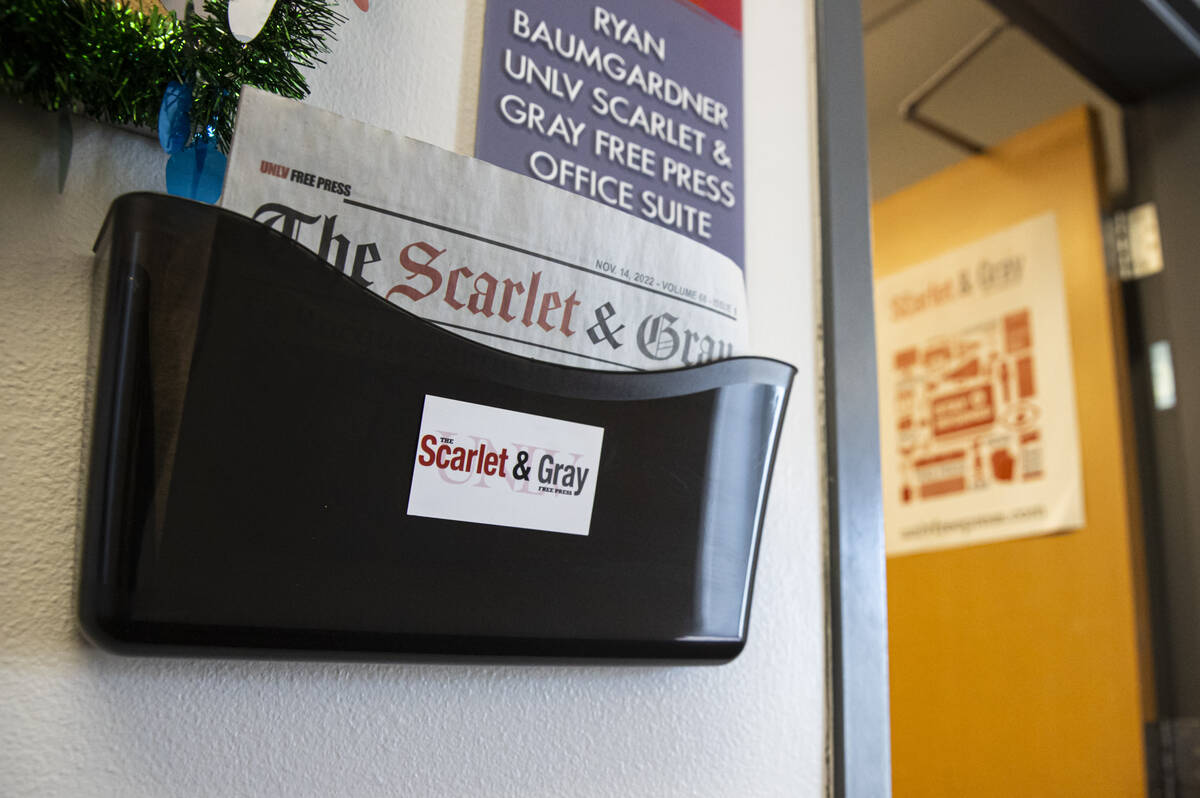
[874,213,1085,556]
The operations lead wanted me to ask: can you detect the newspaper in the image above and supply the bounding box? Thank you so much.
[220,88,748,371]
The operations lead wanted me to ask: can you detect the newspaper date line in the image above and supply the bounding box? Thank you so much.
[592,258,737,315]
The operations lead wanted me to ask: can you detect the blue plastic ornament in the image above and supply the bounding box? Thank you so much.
[157,81,193,155]
[165,133,227,204]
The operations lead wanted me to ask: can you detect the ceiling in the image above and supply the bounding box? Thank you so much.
[862,0,1127,201]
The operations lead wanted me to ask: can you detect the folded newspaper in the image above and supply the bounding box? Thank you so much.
[220,88,748,371]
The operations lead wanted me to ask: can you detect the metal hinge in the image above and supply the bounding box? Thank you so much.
[1148,717,1200,798]
[1106,203,1164,281]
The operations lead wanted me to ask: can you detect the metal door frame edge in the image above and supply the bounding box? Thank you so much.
[813,1,893,795]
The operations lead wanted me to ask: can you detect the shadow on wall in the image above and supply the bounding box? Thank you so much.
[455,0,487,154]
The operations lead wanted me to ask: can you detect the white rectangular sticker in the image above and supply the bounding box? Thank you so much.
[407,396,604,536]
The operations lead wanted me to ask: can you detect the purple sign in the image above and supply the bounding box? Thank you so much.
[475,0,745,269]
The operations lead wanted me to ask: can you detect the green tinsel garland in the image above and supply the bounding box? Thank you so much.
[0,0,344,152]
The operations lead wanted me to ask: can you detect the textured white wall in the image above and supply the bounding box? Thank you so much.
[0,1,823,795]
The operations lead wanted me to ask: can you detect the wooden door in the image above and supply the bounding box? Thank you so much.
[874,108,1153,797]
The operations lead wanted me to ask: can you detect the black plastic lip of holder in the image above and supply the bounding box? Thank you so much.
[78,193,796,664]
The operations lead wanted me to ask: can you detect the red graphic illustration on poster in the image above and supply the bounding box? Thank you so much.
[893,308,1043,504]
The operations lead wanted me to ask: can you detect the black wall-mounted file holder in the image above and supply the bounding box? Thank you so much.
[78,193,795,663]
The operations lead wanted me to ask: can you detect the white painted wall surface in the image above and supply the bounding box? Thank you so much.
[0,1,824,795]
